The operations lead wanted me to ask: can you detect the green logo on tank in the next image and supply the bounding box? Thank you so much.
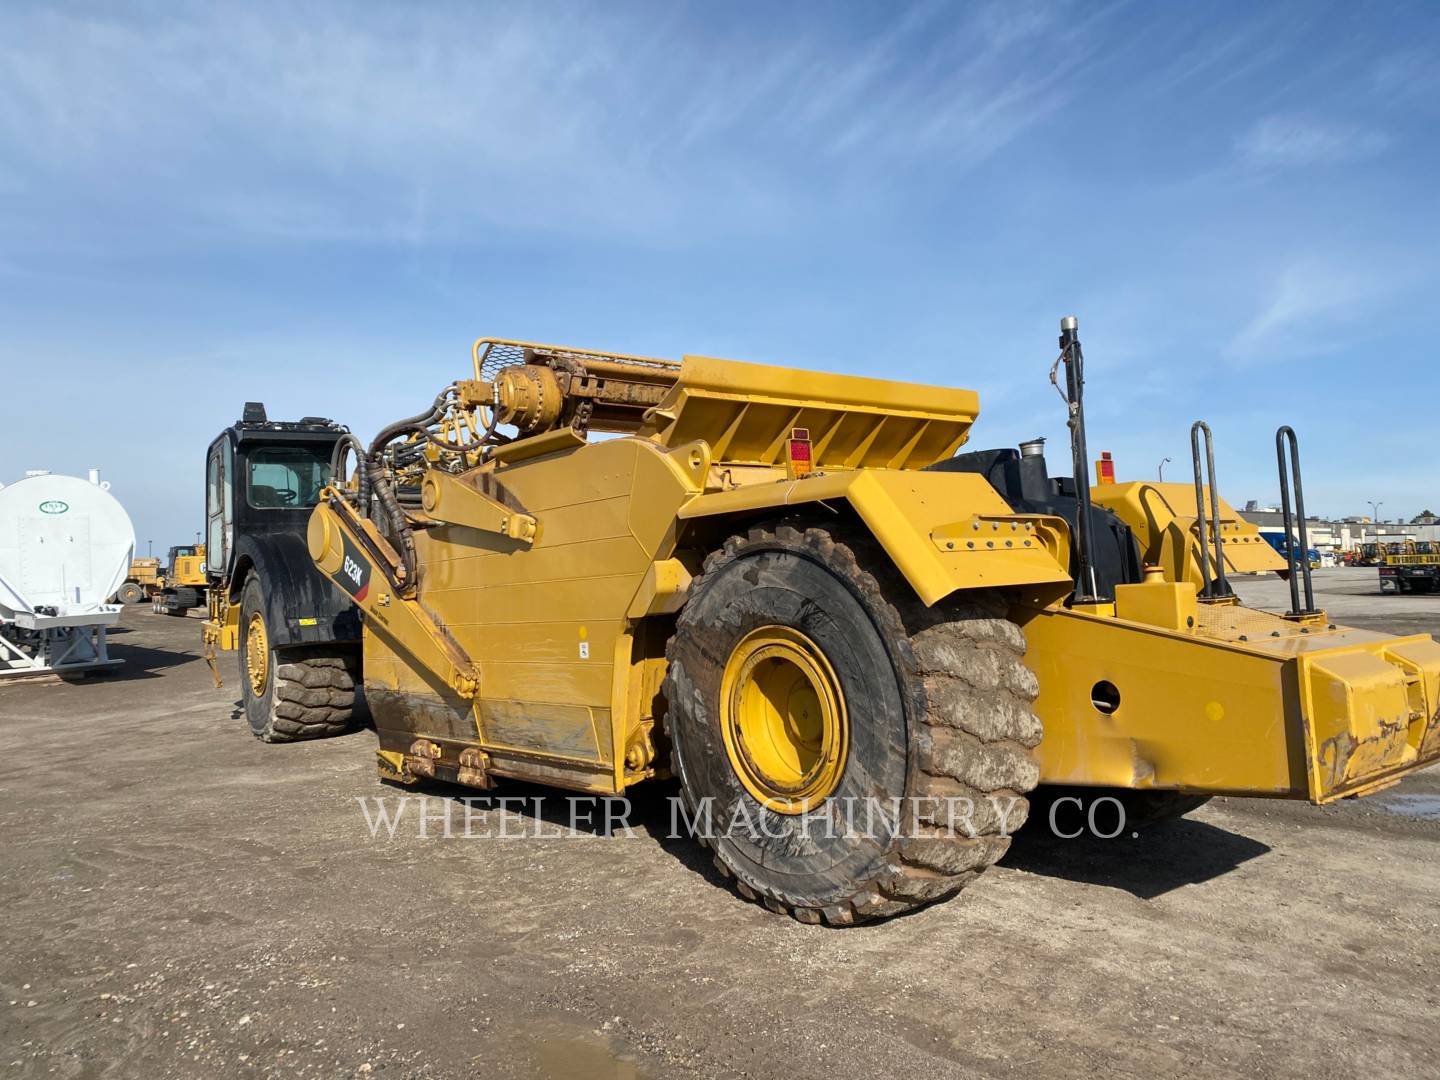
[38,500,69,514]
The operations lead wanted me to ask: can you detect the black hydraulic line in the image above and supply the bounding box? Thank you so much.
[1058,316,1103,604]
[1190,421,1231,599]
[329,434,369,513]
[359,383,502,591]
[364,391,449,593]
[367,467,415,591]
[325,492,407,594]
[1276,425,1317,615]
[367,392,449,463]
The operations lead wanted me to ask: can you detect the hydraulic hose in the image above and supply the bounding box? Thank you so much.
[363,388,456,593]
[362,383,501,590]
[329,433,369,512]
[371,468,417,591]
[367,390,450,463]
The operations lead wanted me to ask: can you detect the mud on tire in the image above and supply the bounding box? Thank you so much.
[238,574,358,743]
[662,520,1042,925]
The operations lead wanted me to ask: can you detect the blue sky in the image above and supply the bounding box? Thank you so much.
[2,1,1438,550]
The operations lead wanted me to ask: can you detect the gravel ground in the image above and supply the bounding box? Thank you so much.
[1,566,1437,1079]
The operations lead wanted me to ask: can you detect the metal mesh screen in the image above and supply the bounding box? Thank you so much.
[473,339,679,383]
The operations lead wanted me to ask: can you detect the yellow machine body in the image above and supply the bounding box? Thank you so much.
[1089,482,1286,588]
[127,558,163,588]
[1024,594,1440,802]
[309,339,1440,804]
[163,545,208,589]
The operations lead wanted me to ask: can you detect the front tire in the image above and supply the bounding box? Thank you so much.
[238,574,357,742]
[117,582,145,605]
[663,521,1041,925]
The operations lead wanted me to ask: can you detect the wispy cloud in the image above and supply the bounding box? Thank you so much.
[1147,17,1288,96]
[1235,114,1390,169]
[0,2,1092,251]
[1371,48,1440,103]
[4,2,1440,535]
[1223,258,1402,361]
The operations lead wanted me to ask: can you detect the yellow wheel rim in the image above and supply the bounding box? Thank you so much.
[245,612,270,697]
[720,626,848,815]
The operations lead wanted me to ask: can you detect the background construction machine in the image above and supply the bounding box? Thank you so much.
[1379,541,1440,594]
[116,557,162,604]
[152,543,207,614]
[1259,530,1319,569]
[285,321,1439,926]
[117,544,207,606]
[201,403,361,741]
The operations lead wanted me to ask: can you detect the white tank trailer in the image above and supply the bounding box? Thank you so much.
[0,469,132,678]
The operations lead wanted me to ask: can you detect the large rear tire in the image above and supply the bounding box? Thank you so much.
[663,521,1040,925]
[238,574,357,743]
[117,582,145,605]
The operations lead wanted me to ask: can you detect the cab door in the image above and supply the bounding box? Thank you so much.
[205,438,233,576]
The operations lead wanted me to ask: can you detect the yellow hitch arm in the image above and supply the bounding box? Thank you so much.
[418,470,538,544]
[308,492,483,698]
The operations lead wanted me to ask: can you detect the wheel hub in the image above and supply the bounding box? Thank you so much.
[720,626,848,814]
[245,612,269,697]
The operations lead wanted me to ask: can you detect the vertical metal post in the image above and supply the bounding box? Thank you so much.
[1059,316,1102,604]
[1190,421,1231,599]
[1276,426,1316,615]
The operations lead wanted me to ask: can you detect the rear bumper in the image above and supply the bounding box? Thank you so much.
[1023,601,1440,804]
[1300,636,1440,800]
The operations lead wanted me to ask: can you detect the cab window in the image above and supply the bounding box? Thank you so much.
[246,446,331,509]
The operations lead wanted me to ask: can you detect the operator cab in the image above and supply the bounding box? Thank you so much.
[166,544,197,569]
[204,402,348,580]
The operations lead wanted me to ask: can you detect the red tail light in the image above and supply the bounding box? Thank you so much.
[1095,451,1115,485]
[786,428,813,479]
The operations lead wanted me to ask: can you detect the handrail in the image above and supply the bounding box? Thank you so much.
[1190,421,1231,599]
[1276,425,1317,615]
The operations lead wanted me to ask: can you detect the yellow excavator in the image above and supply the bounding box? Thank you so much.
[152,543,208,614]
[243,317,1440,925]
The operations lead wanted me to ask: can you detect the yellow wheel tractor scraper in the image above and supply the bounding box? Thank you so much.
[303,318,1440,925]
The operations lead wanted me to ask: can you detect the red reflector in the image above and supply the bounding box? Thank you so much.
[1096,451,1115,485]
[787,428,813,478]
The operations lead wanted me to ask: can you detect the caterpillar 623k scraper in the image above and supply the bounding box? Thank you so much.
[295,318,1440,925]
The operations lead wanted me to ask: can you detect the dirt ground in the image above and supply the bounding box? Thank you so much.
[2,567,1437,1079]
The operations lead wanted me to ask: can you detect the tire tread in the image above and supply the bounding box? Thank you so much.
[663,518,1042,925]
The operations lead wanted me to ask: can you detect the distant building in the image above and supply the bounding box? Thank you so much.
[1238,508,1440,552]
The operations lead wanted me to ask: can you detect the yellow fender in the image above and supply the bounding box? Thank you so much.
[677,469,1073,607]
[1091,481,1285,589]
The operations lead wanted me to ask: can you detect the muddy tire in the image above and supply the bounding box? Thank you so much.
[238,574,357,743]
[663,520,1040,925]
[117,582,145,605]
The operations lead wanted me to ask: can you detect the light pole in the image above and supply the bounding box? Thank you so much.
[1368,500,1383,525]
[1158,456,1171,481]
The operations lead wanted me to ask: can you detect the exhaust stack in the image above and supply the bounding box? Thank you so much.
[1056,316,1104,604]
